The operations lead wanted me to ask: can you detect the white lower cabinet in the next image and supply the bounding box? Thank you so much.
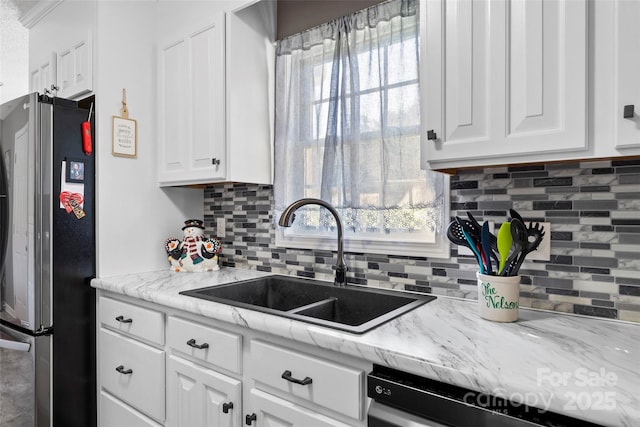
[248,340,363,420]
[100,391,163,427]
[97,292,369,427]
[99,328,166,421]
[166,355,241,427]
[245,389,353,427]
[167,316,242,374]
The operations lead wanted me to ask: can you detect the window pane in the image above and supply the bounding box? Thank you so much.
[357,50,382,91]
[312,101,330,140]
[387,84,420,127]
[359,92,382,133]
[388,38,418,85]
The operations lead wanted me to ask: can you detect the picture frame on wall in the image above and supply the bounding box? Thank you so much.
[112,116,137,158]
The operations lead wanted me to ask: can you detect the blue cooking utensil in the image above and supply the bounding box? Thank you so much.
[455,217,485,274]
[481,221,494,275]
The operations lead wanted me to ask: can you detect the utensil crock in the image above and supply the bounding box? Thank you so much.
[477,272,520,322]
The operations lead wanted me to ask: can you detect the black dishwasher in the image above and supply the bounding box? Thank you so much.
[367,365,605,427]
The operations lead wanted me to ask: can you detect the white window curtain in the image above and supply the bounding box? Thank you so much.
[274,0,447,256]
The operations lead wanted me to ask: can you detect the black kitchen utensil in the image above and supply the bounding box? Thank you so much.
[447,220,471,248]
[502,218,527,276]
[448,220,484,272]
[467,211,498,252]
[466,212,482,235]
[509,208,524,223]
[509,222,546,275]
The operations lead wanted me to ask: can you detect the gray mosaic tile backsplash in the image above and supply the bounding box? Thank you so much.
[204,159,640,323]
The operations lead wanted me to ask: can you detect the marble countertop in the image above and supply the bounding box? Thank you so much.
[91,268,640,427]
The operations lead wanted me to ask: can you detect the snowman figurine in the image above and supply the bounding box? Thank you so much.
[165,219,222,272]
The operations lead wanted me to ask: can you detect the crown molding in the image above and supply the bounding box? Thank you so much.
[19,0,64,29]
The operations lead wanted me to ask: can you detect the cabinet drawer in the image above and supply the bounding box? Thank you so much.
[248,388,353,427]
[249,340,364,420]
[100,328,165,422]
[99,296,164,345]
[167,316,242,373]
[100,391,163,427]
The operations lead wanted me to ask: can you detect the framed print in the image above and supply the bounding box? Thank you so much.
[66,158,85,183]
[112,116,137,158]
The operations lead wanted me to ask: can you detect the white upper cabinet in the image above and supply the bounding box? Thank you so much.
[224,0,275,185]
[422,0,588,170]
[29,30,93,99]
[158,15,226,186]
[613,0,640,150]
[157,0,275,187]
[57,31,93,99]
[29,52,56,95]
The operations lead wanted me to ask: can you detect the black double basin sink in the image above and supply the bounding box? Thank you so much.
[180,275,435,334]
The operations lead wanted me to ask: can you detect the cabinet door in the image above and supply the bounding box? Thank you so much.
[245,389,352,427]
[30,53,57,95]
[167,355,241,427]
[57,32,93,99]
[423,0,493,156]
[504,0,587,153]
[188,18,226,180]
[30,68,41,95]
[225,2,275,185]
[158,38,189,181]
[158,15,226,186]
[614,0,640,149]
[423,0,587,168]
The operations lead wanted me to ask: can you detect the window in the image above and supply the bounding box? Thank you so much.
[274,0,449,258]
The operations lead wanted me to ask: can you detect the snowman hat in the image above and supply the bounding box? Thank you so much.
[182,219,205,230]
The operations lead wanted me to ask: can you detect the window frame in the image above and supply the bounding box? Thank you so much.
[275,3,450,259]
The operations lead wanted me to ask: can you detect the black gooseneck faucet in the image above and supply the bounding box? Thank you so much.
[278,198,347,286]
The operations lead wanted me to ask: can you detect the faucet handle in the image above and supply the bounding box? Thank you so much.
[334,265,348,287]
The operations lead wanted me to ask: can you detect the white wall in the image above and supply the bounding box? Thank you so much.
[0,1,29,103]
[30,0,205,278]
[95,1,203,277]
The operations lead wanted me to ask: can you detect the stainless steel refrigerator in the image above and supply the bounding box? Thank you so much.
[0,93,96,427]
